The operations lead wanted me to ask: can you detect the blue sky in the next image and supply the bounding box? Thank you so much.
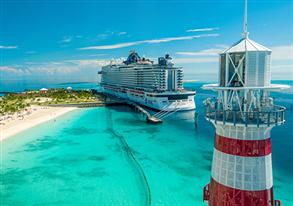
[0,0,292,83]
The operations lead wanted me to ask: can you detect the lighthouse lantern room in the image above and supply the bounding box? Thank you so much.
[202,0,290,205]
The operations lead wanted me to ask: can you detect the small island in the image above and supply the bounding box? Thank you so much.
[0,88,112,140]
[1,88,105,112]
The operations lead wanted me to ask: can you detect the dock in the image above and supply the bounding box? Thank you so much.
[147,116,163,124]
[125,101,162,124]
[97,93,162,124]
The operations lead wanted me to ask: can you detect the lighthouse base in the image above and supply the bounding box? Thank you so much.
[205,178,276,206]
[203,124,282,206]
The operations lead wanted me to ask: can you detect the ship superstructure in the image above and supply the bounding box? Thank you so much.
[99,51,195,111]
[202,0,289,205]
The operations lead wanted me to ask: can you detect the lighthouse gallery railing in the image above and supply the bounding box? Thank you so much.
[205,103,286,127]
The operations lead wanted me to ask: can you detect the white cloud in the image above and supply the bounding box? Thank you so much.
[0,63,77,76]
[0,66,21,74]
[176,44,293,60]
[60,35,84,43]
[0,58,112,77]
[96,33,109,39]
[186,27,219,32]
[118,32,127,35]
[61,36,73,43]
[214,44,229,49]
[0,66,30,75]
[82,42,139,50]
[173,57,218,64]
[271,64,293,80]
[80,33,219,50]
[0,45,17,49]
[145,34,218,43]
[86,54,107,57]
[65,59,110,67]
[271,64,293,71]
[268,44,293,78]
[95,31,127,40]
[32,64,80,75]
[176,48,223,56]
[270,44,293,61]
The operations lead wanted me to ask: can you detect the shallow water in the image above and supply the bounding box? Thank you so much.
[1,82,293,205]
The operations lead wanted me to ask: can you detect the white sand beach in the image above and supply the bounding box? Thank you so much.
[0,105,77,141]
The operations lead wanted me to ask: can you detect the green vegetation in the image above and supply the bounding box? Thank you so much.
[0,94,29,115]
[0,89,104,115]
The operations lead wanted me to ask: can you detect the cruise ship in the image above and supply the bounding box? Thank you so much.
[99,51,196,111]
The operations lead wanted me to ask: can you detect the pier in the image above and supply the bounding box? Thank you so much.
[126,101,162,124]
[97,93,163,123]
[105,94,164,123]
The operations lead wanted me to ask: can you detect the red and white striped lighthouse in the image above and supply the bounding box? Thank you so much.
[202,0,289,205]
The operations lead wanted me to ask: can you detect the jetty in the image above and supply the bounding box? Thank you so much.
[126,101,162,124]
[96,93,162,123]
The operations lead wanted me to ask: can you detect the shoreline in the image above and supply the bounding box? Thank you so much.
[0,105,78,141]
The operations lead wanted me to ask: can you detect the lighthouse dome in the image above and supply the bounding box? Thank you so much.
[219,37,272,88]
[221,38,271,54]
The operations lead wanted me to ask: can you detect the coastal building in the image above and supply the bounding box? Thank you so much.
[99,51,196,111]
[39,88,48,94]
[202,0,289,205]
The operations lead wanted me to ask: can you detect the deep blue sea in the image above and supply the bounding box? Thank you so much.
[1,80,292,205]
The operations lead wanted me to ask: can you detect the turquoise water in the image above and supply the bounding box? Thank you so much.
[1,82,293,205]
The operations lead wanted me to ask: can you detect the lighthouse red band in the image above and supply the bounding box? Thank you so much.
[204,125,275,206]
[208,178,274,206]
[214,134,272,157]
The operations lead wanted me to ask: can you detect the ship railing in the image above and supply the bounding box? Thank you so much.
[153,102,182,120]
[153,111,169,119]
[152,104,171,119]
[153,105,171,119]
[159,106,182,120]
[205,104,286,127]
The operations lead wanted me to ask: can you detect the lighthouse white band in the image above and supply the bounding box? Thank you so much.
[216,124,271,140]
[211,148,273,191]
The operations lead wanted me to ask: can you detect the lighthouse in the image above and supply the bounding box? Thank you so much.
[202,0,289,205]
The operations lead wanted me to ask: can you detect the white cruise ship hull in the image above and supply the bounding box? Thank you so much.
[102,85,195,111]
